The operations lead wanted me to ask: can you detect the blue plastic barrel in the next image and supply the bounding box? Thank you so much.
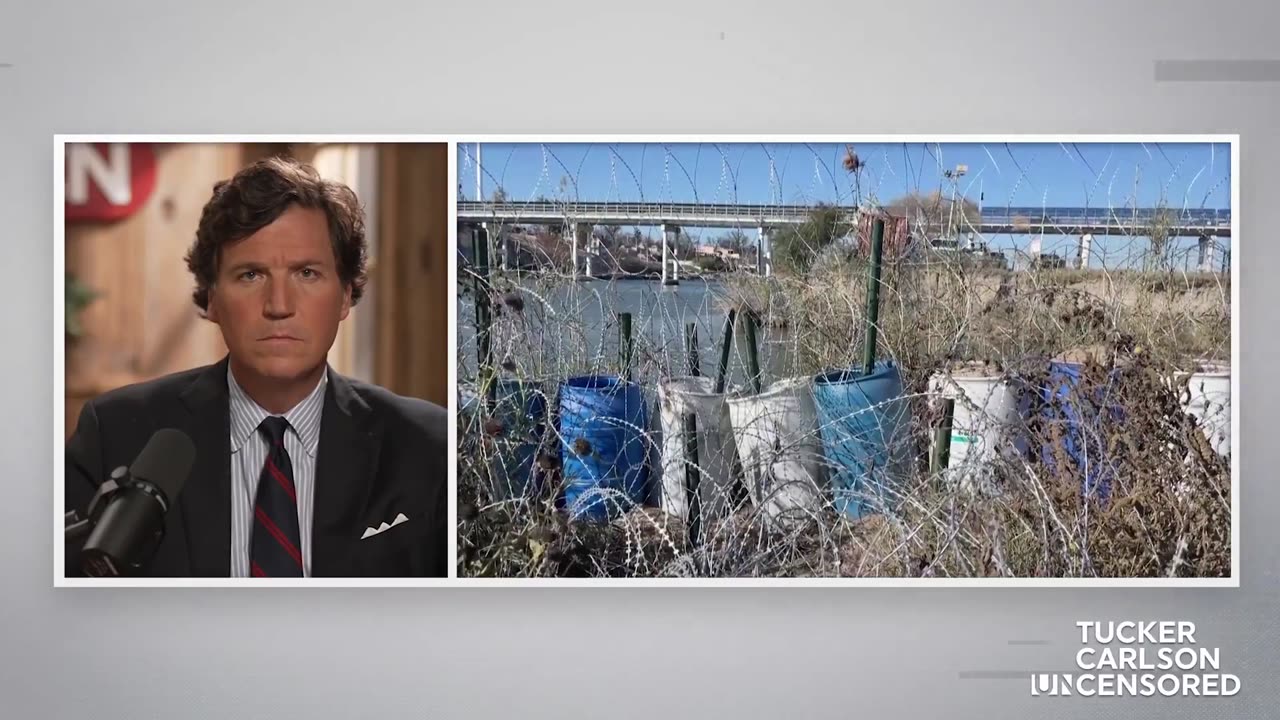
[812,361,914,519]
[558,375,650,521]
[1039,361,1125,501]
[487,379,548,500]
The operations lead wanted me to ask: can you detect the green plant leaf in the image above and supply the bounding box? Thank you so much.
[65,272,99,339]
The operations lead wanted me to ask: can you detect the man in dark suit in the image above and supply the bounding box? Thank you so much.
[65,156,448,578]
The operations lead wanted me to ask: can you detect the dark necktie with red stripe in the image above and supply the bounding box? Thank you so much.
[251,416,303,577]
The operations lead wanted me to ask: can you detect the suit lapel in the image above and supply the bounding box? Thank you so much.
[178,357,232,577]
[312,369,382,577]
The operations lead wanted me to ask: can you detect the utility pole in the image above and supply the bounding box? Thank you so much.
[944,164,968,246]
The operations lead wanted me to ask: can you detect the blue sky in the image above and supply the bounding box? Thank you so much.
[459,141,1231,211]
[457,141,1232,267]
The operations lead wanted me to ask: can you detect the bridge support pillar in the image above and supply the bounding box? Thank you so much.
[590,228,605,277]
[661,223,679,286]
[1197,235,1215,273]
[479,222,491,271]
[1076,233,1092,270]
[497,225,512,272]
[672,228,680,283]
[570,222,582,279]
[660,223,668,284]
[758,226,772,277]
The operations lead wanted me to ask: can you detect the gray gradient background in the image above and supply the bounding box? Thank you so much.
[2,0,1275,717]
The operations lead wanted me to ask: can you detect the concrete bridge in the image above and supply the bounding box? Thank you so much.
[457,201,1231,282]
[457,200,1230,237]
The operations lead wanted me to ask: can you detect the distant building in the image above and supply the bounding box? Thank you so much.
[1031,253,1067,270]
[695,243,740,261]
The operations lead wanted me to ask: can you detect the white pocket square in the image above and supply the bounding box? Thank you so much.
[360,512,409,539]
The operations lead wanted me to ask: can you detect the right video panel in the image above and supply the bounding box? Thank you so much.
[454,138,1234,582]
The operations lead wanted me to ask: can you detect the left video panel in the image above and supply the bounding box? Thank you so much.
[57,139,451,583]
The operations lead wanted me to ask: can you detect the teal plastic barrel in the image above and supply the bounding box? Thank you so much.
[558,375,650,521]
[487,379,548,500]
[812,361,914,519]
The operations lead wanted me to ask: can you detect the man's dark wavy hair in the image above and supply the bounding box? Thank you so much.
[185,155,368,312]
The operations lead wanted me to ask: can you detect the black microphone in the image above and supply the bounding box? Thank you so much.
[78,428,196,577]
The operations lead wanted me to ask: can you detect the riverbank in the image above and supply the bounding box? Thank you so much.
[456,261,1231,580]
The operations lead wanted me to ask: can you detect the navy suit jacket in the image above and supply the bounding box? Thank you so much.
[65,357,449,578]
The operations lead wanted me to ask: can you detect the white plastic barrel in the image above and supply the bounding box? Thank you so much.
[657,377,743,522]
[929,365,1028,491]
[1183,363,1231,456]
[727,377,828,525]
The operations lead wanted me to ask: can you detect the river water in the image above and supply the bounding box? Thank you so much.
[457,275,796,390]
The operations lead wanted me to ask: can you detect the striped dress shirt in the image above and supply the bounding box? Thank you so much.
[227,368,328,578]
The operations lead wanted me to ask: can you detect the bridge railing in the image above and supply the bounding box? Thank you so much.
[456,201,1231,228]
[455,200,838,220]
[978,211,1231,229]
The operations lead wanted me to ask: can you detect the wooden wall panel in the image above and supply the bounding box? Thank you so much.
[376,143,449,407]
[64,142,239,437]
[139,143,238,377]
